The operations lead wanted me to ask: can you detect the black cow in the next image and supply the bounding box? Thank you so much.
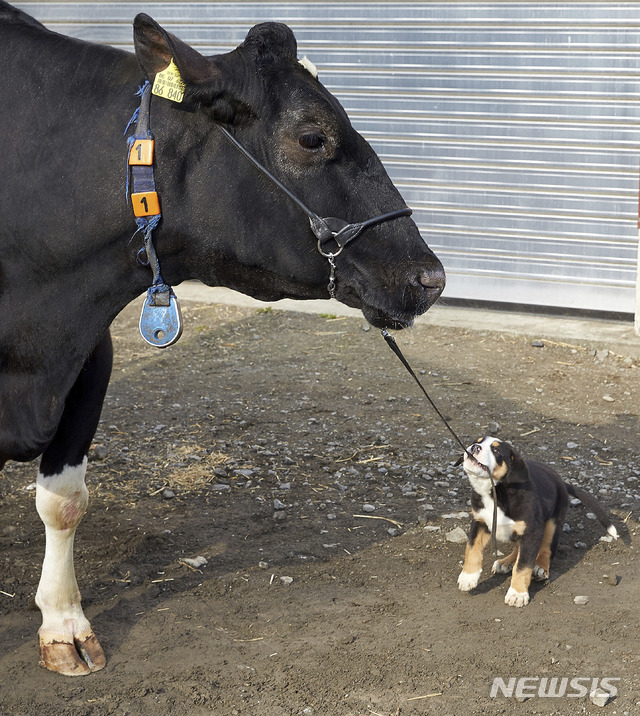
[0,2,445,675]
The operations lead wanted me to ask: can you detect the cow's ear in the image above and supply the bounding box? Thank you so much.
[133,14,214,84]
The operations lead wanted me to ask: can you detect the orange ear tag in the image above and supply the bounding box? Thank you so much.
[129,139,154,166]
[131,191,160,217]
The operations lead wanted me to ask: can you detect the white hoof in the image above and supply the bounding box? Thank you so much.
[492,560,513,575]
[458,569,481,592]
[505,586,530,607]
[532,565,549,581]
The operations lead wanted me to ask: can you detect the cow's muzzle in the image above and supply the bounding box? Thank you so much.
[362,256,445,329]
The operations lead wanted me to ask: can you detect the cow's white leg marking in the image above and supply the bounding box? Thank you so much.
[35,459,105,675]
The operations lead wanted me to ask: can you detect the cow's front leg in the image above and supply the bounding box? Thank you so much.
[35,332,112,675]
[35,459,105,675]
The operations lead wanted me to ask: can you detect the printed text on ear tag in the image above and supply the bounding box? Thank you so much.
[152,58,185,103]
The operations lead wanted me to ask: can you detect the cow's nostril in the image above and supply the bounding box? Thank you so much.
[418,269,446,292]
[416,270,445,311]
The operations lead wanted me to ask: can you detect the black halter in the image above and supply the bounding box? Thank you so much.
[217,126,413,298]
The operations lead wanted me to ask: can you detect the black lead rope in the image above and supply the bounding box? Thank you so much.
[381,330,468,454]
[381,330,499,560]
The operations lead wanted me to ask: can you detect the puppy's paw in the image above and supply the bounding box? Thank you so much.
[505,586,530,607]
[458,570,481,592]
[492,560,513,575]
[532,565,549,581]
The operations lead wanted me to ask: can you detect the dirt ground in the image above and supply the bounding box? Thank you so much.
[1,297,639,716]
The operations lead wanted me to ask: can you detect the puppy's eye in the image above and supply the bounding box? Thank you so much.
[299,132,326,150]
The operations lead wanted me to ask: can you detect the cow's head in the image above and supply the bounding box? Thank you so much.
[133,17,445,329]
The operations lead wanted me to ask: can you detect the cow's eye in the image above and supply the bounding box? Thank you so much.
[299,132,326,150]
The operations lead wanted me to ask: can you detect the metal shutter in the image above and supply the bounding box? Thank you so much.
[18,2,640,316]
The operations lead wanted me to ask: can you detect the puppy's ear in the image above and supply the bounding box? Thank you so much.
[495,442,525,480]
[509,445,526,470]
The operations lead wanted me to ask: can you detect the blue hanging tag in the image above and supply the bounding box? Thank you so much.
[139,287,183,348]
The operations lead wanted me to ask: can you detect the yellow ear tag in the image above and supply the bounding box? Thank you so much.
[152,58,185,103]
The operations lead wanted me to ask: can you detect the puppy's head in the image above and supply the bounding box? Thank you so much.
[456,436,523,482]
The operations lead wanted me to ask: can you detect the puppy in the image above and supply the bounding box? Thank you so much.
[456,437,617,607]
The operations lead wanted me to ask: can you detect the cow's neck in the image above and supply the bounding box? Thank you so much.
[0,39,186,449]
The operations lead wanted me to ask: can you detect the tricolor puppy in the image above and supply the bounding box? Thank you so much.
[456,437,617,607]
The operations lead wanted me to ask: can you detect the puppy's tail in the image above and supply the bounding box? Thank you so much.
[566,483,618,540]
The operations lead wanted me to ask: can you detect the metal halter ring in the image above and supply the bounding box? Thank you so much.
[317,240,344,259]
